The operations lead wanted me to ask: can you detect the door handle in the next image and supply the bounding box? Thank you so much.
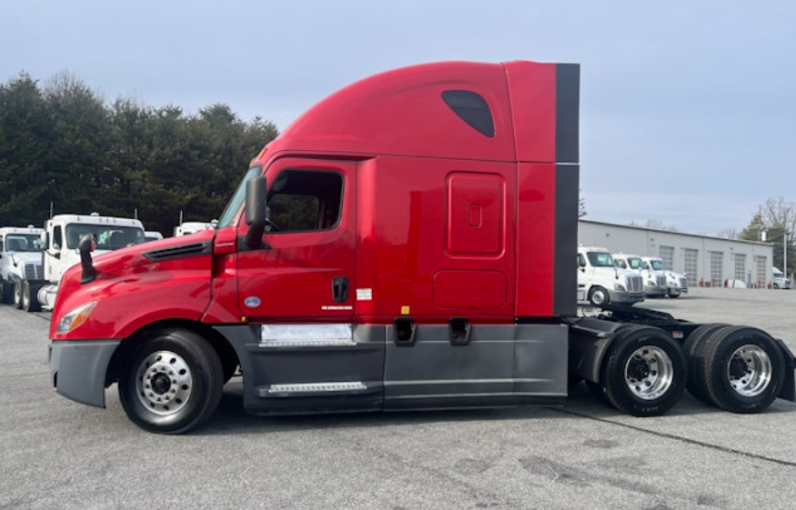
[332,276,349,303]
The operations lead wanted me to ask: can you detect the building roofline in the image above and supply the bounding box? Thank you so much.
[579,218,772,247]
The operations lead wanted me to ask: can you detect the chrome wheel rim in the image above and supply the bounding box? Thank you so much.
[13,282,21,306]
[591,289,606,306]
[727,344,772,397]
[135,351,193,416]
[625,346,674,400]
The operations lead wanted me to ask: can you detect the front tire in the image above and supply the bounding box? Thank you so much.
[12,280,22,309]
[595,325,687,416]
[0,279,13,304]
[118,329,224,434]
[21,280,41,312]
[588,286,609,307]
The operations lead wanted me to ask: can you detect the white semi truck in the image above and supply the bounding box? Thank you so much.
[613,253,668,298]
[173,221,214,237]
[35,213,146,311]
[577,246,645,306]
[643,256,688,297]
[0,226,45,310]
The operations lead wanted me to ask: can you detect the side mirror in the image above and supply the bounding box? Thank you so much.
[40,231,49,251]
[79,234,96,284]
[244,177,267,249]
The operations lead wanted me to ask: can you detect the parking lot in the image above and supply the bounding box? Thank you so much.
[2,288,796,510]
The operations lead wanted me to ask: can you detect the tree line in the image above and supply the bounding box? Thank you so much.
[0,71,279,236]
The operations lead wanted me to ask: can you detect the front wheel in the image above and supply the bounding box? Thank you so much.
[588,286,609,307]
[21,280,41,312]
[668,290,681,298]
[0,279,13,304]
[118,329,224,434]
[595,325,687,416]
[12,280,23,309]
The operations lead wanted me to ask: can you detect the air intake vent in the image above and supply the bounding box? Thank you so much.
[143,242,211,262]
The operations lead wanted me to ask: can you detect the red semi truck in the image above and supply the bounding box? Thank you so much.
[49,60,796,433]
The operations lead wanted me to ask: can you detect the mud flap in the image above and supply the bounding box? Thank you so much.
[774,338,796,402]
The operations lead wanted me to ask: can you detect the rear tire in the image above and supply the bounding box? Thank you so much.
[118,328,224,434]
[699,326,785,413]
[598,325,687,416]
[683,324,728,403]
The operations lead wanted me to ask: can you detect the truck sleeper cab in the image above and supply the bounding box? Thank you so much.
[48,60,796,434]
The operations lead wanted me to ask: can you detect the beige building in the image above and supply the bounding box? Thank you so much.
[578,219,774,288]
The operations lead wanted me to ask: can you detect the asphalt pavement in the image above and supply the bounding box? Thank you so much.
[2,288,795,510]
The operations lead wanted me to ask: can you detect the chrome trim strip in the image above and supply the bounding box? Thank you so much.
[268,382,367,394]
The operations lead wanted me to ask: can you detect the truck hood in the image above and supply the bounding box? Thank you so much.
[7,252,41,265]
[51,229,217,339]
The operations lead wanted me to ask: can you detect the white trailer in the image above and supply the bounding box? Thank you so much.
[36,213,146,311]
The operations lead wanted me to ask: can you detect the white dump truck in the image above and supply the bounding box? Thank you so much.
[0,226,44,310]
[577,246,645,306]
[35,213,146,311]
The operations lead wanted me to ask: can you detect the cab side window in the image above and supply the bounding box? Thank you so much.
[53,226,63,250]
[268,170,343,233]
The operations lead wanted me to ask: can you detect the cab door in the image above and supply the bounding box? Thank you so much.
[237,158,356,321]
[235,157,384,414]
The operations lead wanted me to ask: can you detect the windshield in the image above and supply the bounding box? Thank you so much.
[587,251,615,267]
[4,234,42,252]
[217,166,262,228]
[627,257,643,269]
[650,260,667,270]
[65,225,145,250]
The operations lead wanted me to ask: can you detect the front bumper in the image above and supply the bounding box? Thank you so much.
[644,284,668,297]
[50,339,121,408]
[608,290,645,304]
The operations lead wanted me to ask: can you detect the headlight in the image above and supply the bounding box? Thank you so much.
[56,302,97,334]
[613,283,626,292]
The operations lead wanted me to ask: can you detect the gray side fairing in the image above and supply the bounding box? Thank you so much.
[215,323,569,416]
[215,324,385,416]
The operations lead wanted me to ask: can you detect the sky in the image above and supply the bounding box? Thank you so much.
[1,1,794,236]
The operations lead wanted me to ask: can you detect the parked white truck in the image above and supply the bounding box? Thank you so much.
[643,256,688,298]
[773,267,791,289]
[577,246,645,306]
[0,226,44,310]
[613,253,667,298]
[35,213,146,311]
[173,221,214,237]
